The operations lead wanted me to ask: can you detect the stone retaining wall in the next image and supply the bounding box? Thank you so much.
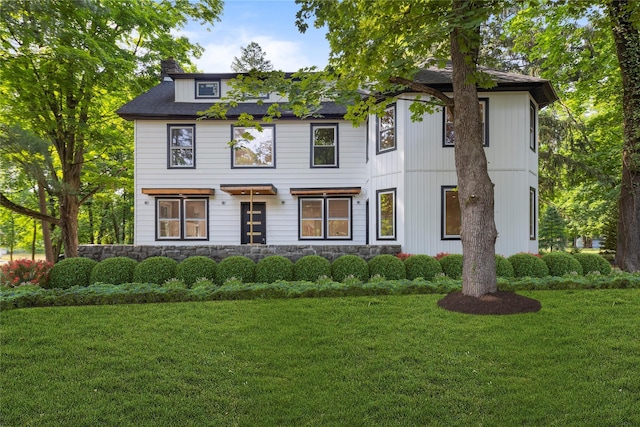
[78,244,402,263]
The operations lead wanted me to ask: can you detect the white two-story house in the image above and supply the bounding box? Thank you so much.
[117,62,557,257]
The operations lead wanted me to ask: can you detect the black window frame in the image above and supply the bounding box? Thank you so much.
[310,123,339,168]
[376,104,397,154]
[298,196,353,241]
[443,98,489,147]
[530,187,537,240]
[441,186,461,240]
[530,101,537,152]
[155,197,209,241]
[195,80,221,99]
[167,124,196,169]
[376,188,396,240]
[230,124,276,169]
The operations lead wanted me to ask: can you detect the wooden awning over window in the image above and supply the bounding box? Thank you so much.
[289,187,361,196]
[219,184,278,196]
[141,188,215,196]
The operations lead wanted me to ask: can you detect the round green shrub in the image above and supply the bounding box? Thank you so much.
[332,255,369,282]
[255,256,293,283]
[507,253,549,278]
[573,253,612,275]
[217,256,255,284]
[404,255,442,280]
[90,257,138,285]
[294,255,331,282]
[368,254,406,280]
[176,256,217,287]
[49,257,98,289]
[543,252,583,276]
[495,255,514,278]
[439,254,464,279]
[133,256,178,284]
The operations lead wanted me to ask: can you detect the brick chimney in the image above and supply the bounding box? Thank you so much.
[161,57,184,80]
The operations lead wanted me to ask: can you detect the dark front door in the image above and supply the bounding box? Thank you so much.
[241,202,266,244]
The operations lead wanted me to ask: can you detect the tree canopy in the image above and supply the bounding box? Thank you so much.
[231,42,274,72]
[0,0,223,258]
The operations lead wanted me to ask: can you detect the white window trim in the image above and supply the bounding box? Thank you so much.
[195,80,221,99]
[376,188,396,240]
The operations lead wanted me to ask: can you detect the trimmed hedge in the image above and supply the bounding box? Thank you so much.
[404,255,442,280]
[495,255,515,278]
[294,255,331,282]
[368,254,406,280]
[49,257,98,289]
[90,257,138,285]
[439,254,463,279]
[255,256,294,283]
[133,256,178,285]
[573,253,612,275]
[543,252,583,277]
[332,255,369,283]
[217,256,255,284]
[508,253,548,278]
[176,256,217,287]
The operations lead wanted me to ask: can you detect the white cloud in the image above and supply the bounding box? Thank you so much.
[194,32,321,72]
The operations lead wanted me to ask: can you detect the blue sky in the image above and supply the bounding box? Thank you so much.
[181,0,330,72]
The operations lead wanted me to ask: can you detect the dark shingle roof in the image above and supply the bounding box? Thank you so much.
[116,79,348,121]
[117,67,557,121]
[413,65,558,107]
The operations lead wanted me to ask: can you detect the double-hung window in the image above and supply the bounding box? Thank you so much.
[231,125,275,168]
[168,125,195,168]
[443,99,489,147]
[157,198,208,240]
[311,124,338,167]
[299,197,351,240]
[376,188,396,240]
[442,186,461,239]
[377,105,396,153]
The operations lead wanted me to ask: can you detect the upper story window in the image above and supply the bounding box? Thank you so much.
[530,101,537,152]
[299,197,352,240]
[443,99,489,147]
[157,198,208,240]
[376,188,396,240]
[196,80,220,99]
[231,125,275,168]
[167,124,195,168]
[442,186,461,240]
[311,124,338,167]
[377,105,396,154]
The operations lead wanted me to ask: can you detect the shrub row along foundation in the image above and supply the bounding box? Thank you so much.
[78,244,403,263]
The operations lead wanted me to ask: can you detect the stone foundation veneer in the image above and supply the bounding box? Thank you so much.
[78,244,403,263]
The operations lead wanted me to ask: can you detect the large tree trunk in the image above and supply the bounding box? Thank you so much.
[609,0,640,272]
[450,9,498,297]
[60,187,80,258]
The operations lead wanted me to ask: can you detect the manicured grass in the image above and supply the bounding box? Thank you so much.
[2,290,639,426]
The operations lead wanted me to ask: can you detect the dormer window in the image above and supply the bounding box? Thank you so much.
[196,80,220,99]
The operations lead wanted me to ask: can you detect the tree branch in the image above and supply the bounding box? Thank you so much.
[0,193,61,226]
[389,76,454,108]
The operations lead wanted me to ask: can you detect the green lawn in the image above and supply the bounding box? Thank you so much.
[2,290,639,426]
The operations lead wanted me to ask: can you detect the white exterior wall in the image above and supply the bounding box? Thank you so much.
[174,78,286,103]
[135,78,541,255]
[134,119,367,245]
[367,92,539,257]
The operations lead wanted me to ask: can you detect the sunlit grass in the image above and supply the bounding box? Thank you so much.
[2,290,639,426]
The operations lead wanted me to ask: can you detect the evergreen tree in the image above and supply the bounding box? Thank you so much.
[231,42,274,72]
[539,206,568,252]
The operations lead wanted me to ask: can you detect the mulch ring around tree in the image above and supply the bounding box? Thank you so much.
[437,291,542,315]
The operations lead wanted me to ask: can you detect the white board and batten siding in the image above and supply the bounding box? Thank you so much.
[174,78,286,104]
[134,119,368,245]
[370,92,539,257]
